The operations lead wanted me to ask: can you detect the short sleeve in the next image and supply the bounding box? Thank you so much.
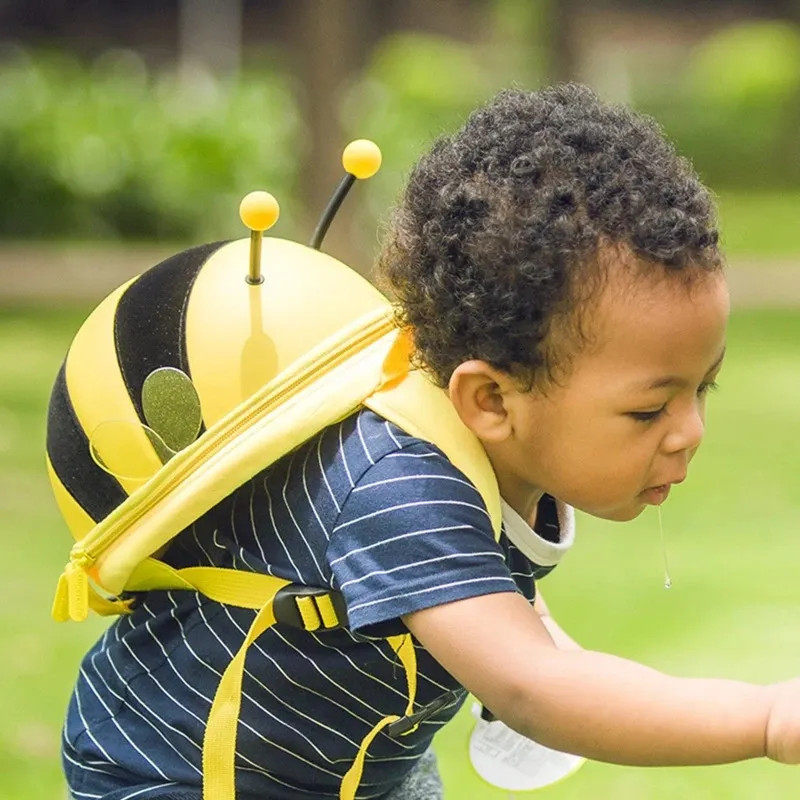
[326,442,519,631]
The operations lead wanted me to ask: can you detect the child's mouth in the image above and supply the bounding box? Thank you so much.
[641,483,671,505]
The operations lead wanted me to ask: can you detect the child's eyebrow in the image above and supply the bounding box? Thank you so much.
[635,347,727,392]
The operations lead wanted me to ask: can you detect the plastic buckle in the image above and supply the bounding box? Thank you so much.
[385,690,460,739]
[273,584,347,630]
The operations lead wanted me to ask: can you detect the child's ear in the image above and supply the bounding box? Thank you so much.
[448,361,514,443]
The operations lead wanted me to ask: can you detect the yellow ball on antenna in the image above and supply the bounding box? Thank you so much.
[239,191,280,232]
[342,139,382,180]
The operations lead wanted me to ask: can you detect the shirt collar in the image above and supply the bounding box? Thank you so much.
[500,496,575,567]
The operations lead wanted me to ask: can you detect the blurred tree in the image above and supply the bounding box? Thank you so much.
[179,0,242,78]
[4,0,800,252]
[283,0,483,267]
[779,0,800,183]
[390,0,480,37]
[287,0,380,266]
[546,0,579,83]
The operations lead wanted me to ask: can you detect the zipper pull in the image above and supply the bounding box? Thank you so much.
[66,560,90,621]
[52,558,91,622]
[51,570,70,622]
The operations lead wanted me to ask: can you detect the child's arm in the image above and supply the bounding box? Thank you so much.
[533,592,581,650]
[404,591,800,766]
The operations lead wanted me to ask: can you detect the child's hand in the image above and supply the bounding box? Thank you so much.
[766,678,800,764]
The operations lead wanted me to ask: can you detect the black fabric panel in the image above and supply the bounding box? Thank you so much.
[536,493,561,543]
[113,241,228,425]
[101,791,202,800]
[46,361,127,522]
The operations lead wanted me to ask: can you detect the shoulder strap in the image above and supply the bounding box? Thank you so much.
[365,369,502,541]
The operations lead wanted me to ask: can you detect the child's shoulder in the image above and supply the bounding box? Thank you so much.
[252,407,477,518]
[335,408,459,474]
[319,408,487,522]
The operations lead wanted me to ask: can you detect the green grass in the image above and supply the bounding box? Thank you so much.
[1,305,799,799]
[716,190,800,258]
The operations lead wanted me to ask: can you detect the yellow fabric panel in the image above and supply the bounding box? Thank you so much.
[46,456,95,540]
[184,238,389,428]
[65,279,161,494]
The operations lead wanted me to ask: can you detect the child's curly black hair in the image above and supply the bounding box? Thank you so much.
[377,83,723,388]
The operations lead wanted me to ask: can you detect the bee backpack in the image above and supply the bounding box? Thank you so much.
[46,140,502,800]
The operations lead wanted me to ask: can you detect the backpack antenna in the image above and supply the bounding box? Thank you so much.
[239,191,280,284]
[310,139,382,250]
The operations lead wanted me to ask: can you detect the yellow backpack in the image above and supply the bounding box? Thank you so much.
[46,140,501,800]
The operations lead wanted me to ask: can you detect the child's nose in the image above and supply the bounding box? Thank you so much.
[662,402,705,455]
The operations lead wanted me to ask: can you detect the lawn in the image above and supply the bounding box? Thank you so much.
[0,304,798,800]
[716,190,800,259]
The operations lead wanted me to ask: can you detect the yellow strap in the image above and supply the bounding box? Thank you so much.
[339,715,401,800]
[315,593,340,629]
[339,634,418,800]
[88,591,133,617]
[54,557,292,623]
[295,596,322,631]
[387,634,417,721]
[202,597,281,800]
[366,370,502,541]
[91,557,411,800]
[126,559,290,609]
[105,558,413,800]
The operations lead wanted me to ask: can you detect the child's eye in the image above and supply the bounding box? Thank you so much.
[627,406,666,423]
[627,382,719,423]
[697,380,720,397]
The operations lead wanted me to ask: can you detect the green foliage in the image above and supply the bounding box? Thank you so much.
[635,20,800,190]
[3,18,800,251]
[343,33,501,226]
[348,25,800,256]
[0,47,300,241]
[690,20,800,108]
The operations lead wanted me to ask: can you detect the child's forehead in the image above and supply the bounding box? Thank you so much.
[596,263,727,320]
[573,267,729,378]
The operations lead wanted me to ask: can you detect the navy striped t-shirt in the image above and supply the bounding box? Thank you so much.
[63,410,572,800]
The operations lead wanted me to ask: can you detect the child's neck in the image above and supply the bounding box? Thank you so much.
[480,442,545,527]
[498,484,544,528]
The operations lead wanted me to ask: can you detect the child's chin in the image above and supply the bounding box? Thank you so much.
[593,502,647,522]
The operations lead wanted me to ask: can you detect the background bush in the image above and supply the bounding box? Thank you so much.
[635,20,800,191]
[0,47,300,242]
[1,19,800,250]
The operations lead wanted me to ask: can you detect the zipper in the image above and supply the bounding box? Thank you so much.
[56,310,395,620]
